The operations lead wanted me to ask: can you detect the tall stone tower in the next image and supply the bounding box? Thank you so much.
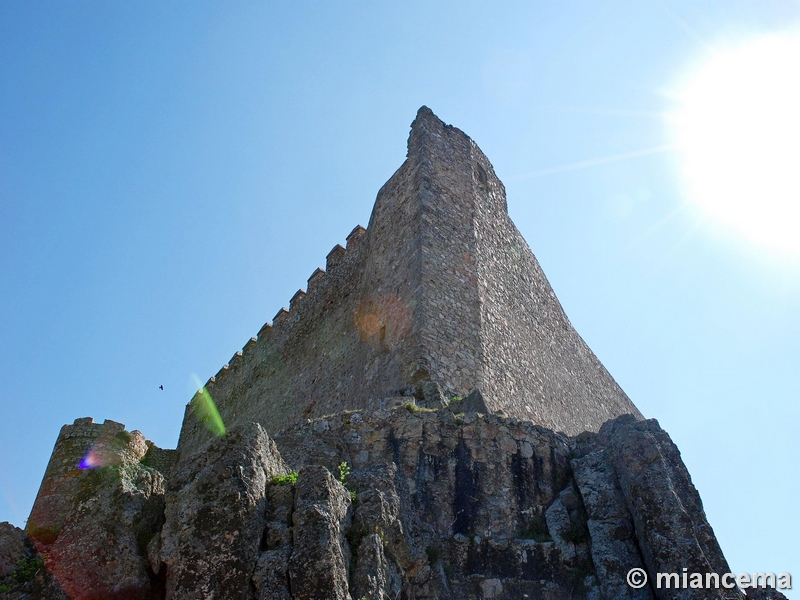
[178,107,642,457]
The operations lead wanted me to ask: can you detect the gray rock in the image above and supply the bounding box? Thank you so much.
[746,587,789,600]
[571,446,653,600]
[160,422,288,599]
[288,465,352,600]
[480,577,503,598]
[252,548,293,600]
[350,464,413,570]
[353,533,388,600]
[0,522,27,579]
[600,415,744,600]
[544,489,577,562]
[252,482,295,599]
[460,388,489,414]
[419,382,447,409]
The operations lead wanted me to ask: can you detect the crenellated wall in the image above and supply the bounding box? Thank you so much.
[177,222,410,458]
[177,107,643,460]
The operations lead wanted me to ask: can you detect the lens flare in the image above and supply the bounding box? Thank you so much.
[190,374,226,437]
[667,32,800,256]
[78,449,102,469]
[355,294,410,347]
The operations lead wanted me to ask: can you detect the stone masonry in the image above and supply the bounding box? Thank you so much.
[177,107,643,459]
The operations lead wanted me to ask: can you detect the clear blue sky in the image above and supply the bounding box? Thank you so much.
[1,1,797,590]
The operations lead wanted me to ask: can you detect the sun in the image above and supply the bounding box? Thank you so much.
[668,33,800,257]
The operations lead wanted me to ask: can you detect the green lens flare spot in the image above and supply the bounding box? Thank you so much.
[191,387,226,437]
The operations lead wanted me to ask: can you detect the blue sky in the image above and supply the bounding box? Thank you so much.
[1,1,798,590]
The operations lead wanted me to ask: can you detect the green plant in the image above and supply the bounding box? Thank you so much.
[403,402,420,413]
[271,472,298,486]
[337,461,351,485]
[337,462,357,502]
[25,520,61,546]
[0,556,44,592]
[115,430,133,444]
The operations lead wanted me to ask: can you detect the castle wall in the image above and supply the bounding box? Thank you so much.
[177,225,378,457]
[358,160,425,397]
[472,178,643,433]
[177,107,643,459]
[441,132,644,432]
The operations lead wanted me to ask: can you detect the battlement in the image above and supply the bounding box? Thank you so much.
[177,107,642,459]
[196,229,367,398]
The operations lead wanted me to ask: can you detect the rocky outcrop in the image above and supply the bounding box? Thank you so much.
[288,465,352,599]
[598,416,739,599]
[0,523,27,580]
[158,422,288,598]
[570,440,652,599]
[9,408,788,599]
[0,523,66,600]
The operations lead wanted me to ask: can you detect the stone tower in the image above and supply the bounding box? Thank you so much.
[178,107,642,457]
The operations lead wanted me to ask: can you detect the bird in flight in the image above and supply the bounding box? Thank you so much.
[159,385,164,390]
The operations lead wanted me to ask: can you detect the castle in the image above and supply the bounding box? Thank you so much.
[5,108,770,600]
[178,106,642,458]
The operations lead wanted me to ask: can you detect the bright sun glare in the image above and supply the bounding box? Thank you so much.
[669,33,800,257]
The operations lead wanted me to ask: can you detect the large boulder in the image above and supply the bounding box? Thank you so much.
[288,465,352,600]
[0,523,27,579]
[159,422,288,599]
[586,416,744,600]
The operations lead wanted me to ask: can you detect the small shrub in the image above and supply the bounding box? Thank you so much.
[0,556,44,592]
[271,472,298,486]
[337,461,351,486]
[115,430,133,444]
[337,461,357,502]
[403,402,420,413]
[26,521,61,546]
